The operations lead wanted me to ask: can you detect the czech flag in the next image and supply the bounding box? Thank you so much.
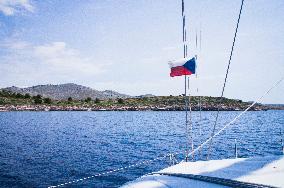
[169,57,196,77]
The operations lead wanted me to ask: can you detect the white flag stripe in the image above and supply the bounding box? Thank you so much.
[168,58,190,68]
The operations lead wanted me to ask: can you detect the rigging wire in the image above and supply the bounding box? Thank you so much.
[48,0,283,186]
[199,25,202,52]
[198,25,202,123]
[48,153,172,188]
[182,0,194,162]
[195,29,198,50]
[207,0,245,160]
[182,0,189,162]
[187,76,194,160]
[195,26,203,158]
[191,76,284,159]
[49,76,284,188]
[183,0,194,161]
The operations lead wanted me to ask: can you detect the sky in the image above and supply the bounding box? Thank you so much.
[0,0,283,104]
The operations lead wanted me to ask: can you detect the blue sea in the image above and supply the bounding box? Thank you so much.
[0,111,283,188]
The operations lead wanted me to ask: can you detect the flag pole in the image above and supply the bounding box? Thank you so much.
[182,0,189,162]
[184,38,189,162]
[185,75,188,162]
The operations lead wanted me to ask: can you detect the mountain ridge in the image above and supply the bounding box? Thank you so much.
[1,83,131,100]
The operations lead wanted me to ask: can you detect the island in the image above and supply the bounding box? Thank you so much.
[0,89,282,111]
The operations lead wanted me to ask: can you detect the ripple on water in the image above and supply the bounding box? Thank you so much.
[0,110,283,187]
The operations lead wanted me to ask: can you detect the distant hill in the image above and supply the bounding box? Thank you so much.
[1,83,130,100]
[136,94,156,98]
[263,104,284,110]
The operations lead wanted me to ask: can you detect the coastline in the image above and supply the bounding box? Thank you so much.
[1,95,282,112]
[0,104,276,112]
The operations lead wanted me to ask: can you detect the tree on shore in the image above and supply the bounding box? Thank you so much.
[24,93,31,99]
[95,98,100,104]
[15,93,24,98]
[67,97,73,103]
[0,90,10,97]
[34,95,43,104]
[85,97,92,103]
[44,97,52,104]
[33,94,42,99]
[117,98,124,104]
[11,92,17,98]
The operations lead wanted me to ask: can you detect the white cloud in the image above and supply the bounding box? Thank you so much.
[3,40,30,49]
[0,40,107,86]
[0,0,34,16]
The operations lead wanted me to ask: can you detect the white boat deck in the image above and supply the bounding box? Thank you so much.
[121,155,284,188]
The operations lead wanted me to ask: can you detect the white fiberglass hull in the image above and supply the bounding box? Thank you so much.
[121,155,284,188]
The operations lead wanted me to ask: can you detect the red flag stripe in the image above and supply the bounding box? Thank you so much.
[170,66,192,77]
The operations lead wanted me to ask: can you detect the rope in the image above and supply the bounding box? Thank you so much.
[48,153,175,188]
[48,76,283,188]
[207,0,245,160]
[192,76,284,159]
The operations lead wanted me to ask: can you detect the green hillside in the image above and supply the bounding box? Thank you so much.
[0,89,274,111]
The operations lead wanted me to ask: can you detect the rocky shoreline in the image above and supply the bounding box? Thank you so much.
[0,104,271,112]
[1,92,282,112]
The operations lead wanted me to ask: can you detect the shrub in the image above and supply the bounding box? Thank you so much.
[15,93,24,98]
[95,98,100,103]
[44,98,52,104]
[117,98,124,104]
[33,94,42,100]
[24,93,31,99]
[34,98,42,104]
[85,97,92,103]
[1,90,10,97]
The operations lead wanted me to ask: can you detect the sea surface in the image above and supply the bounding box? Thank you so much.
[0,110,283,188]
